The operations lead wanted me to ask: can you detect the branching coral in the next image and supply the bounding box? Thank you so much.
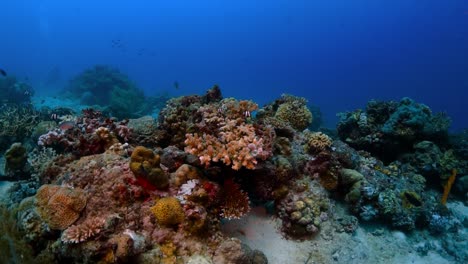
[61,216,107,244]
[184,98,273,170]
[37,108,132,156]
[0,104,40,139]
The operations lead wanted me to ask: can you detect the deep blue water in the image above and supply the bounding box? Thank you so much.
[1,0,467,130]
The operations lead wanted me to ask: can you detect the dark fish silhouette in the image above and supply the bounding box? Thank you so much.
[173,81,180,90]
[0,69,6,76]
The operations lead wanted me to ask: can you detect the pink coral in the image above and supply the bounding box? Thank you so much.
[184,98,273,170]
[37,108,131,156]
[61,216,106,243]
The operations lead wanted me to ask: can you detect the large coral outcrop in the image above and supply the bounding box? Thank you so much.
[337,98,450,162]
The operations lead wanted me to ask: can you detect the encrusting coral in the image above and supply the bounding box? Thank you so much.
[35,184,87,230]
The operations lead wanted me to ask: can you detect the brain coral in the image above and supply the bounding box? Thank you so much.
[150,197,184,227]
[35,184,87,230]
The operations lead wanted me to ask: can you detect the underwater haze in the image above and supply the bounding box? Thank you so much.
[1,0,468,128]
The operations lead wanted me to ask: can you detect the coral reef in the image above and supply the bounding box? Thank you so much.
[337,98,450,162]
[64,65,147,119]
[37,108,131,157]
[0,104,40,151]
[1,84,466,263]
[257,94,313,132]
[0,75,34,104]
[277,185,330,238]
[184,98,274,170]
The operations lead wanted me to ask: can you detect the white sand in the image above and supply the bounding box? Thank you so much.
[222,204,460,264]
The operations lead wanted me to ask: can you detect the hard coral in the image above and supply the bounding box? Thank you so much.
[61,216,106,244]
[184,98,273,170]
[278,191,329,238]
[130,146,169,189]
[304,130,332,154]
[35,184,87,230]
[275,99,313,131]
[151,197,185,227]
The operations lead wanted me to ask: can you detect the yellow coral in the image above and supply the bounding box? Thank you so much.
[151,197,184,227]
[130,146,160,174]
[130,146,168,189]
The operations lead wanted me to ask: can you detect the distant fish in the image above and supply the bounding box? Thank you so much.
[58,121,75,131]
[0,69,6,77]
[173,81,180,90]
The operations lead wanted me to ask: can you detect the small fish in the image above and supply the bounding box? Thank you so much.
[173,81,180,90]
[50,113,59,120]
[0,69,6,76]
[58,121,75,131]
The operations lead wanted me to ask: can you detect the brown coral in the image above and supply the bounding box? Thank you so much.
[35,184,87,230]
[130,146,168,189]
[304,131,332,154]
[274,95,313,131]
[151,197,185,227]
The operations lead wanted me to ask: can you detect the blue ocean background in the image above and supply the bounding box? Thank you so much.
[1,0,467,130]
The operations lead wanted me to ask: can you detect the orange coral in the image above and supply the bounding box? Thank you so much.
[184,97,272,170]
[151,197,185,227]
[441,169,457,205]
[35,184,87,230]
